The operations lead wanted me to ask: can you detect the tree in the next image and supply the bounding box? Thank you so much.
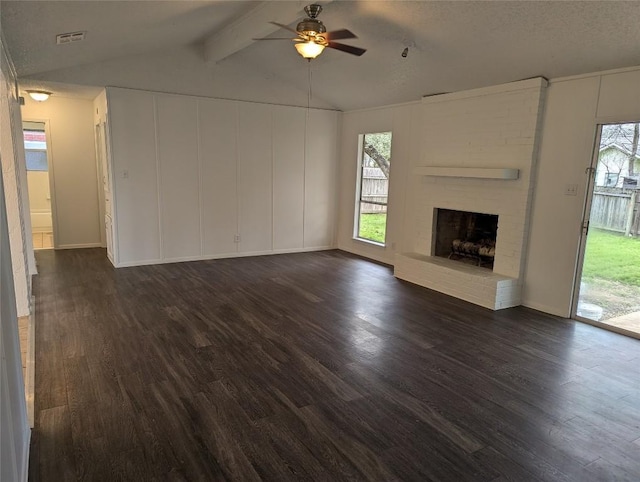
[363,144,389,178]
[363,132,392,179]
[629,123,638,177]
[600,122,639,178]
[598,149,625,185]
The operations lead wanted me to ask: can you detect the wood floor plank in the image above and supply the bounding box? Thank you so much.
[29,248,640,481]
[37,406,77,481]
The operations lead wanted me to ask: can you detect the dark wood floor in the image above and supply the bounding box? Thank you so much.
[29,248,640,481]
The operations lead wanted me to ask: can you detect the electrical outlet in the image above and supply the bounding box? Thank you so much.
[234,234,241,243]
[564,183,578,196]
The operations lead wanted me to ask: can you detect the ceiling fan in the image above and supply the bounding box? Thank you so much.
[254,4,366,59]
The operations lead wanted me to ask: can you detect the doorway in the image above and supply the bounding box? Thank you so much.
[574,122,640,336]
[23,121,54,249]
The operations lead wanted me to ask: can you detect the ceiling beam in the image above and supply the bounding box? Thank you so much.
[203,1,332,63]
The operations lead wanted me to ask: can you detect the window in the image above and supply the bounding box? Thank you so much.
[605,172,619,187]
[23,129,48,171]
[355,131,392,245]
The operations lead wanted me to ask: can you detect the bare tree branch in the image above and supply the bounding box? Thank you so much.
[629,123,639,177]
[364,144,390,179]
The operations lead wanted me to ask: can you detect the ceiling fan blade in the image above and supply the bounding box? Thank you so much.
[322,29,357,41]
[327,42,366,56]
[253,37,300,41]
[269,21,301,36]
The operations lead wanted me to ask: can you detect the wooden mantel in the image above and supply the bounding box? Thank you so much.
[414,166,519,180]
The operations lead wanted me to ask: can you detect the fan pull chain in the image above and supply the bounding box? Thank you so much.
[307,61,312,110]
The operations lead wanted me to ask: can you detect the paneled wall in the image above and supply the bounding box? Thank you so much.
[106,87,338,267]
[0,39,31,317]
[0,38,30,482]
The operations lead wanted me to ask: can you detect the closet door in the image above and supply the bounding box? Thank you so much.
[107,89,160,264]
[237,103,272,254]
[272,105,305,251]
[156,95,200,260]
[305,109,338,248]
[199,99,238,256]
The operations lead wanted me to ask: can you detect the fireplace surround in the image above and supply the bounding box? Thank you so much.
[393,78,547,310]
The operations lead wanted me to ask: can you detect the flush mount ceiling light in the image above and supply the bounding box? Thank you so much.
[26,90,52,102]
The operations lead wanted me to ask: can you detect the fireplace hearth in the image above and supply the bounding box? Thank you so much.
[433,208,498,269]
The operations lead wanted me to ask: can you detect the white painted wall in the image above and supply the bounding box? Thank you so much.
[21,96,102,249]
[337,101,420,265]
[304,109,340,249]
[106,87,339,267]
[0,37,31,482]
[157,95,201,259]
[273,105,305,250]
[237,102,273,254]
[523,67,640,317]
[198,98,238,256]
[0,168,30,482]
[337,66,640,318]
[1,37,31,317]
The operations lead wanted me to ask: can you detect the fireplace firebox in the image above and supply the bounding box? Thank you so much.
[433,208,498,270]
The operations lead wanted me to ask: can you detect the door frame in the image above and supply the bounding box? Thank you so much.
[94,122,107,248]
[571,120,640,340]
[22,118,59,250]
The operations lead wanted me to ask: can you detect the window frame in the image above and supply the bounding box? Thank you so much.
[353,131,391,246]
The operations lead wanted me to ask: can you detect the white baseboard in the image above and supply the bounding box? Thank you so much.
[115,258,163,268]
[521,300,570,318]
[55,242,103,250]
[337,243,392,266]
[114,246,336,268]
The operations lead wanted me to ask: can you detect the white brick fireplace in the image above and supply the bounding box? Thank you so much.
[395,78,547,310]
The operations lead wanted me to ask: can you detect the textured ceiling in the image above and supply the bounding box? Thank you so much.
[1,1,259,75]
[3,1,640,111]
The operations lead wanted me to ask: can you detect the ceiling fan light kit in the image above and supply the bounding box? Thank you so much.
[295,41,325,59]
[256,3,366,60]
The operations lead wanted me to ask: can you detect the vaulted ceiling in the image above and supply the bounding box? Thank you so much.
[3,1,640,111]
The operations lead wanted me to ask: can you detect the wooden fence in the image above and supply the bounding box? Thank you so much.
[591,189,640,236]
[361,167,388,213]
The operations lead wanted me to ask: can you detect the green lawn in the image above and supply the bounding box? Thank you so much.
[582,229,640,286]
[358,213,387,244]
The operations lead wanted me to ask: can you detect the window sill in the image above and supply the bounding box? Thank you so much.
[353,237,386,248]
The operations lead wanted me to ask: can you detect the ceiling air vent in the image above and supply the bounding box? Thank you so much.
[56,31,86,45]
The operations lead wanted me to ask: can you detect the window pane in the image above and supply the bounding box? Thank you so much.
[355,132,391,244]
[605,173,619,187]
[356,131,391,244]
[358,205,387,243]
[23,130,46,150]
[25,150,48,171]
